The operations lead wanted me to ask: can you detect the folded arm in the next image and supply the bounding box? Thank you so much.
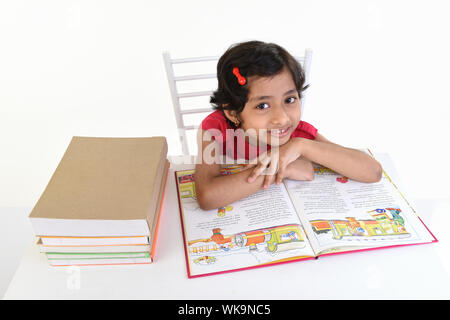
[300,133,383,183]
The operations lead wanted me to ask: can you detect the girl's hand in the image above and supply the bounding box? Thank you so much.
[274,138,304,185]
[245,150,279,189]
[246,138,305,188]
[284,157,315,182]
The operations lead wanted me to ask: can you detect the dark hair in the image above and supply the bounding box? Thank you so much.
[210,40,308,127]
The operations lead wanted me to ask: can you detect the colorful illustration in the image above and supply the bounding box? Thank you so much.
[193,256,217,265]
[217,205,233,217]
[314,166,336,175]
[310,207,410,240]
[336,176,348,183]
[210,228,232,245]
[178,171,196,199]
[187,224,306,264]
[235,225,305,253]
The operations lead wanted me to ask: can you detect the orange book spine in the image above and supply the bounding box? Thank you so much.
[150,162,170,261]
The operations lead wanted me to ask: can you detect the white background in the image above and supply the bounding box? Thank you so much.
[1,0,450,207]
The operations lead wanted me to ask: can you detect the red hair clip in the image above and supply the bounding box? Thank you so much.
[232,67,246,85]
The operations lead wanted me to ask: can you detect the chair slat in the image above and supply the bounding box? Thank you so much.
[180,108,213,115]
[174,74,217,81]
[171,56,219,64]
[177,91,213,98]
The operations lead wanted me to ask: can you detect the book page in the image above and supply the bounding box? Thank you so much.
[176,166,315,277]
[284,165,436,256]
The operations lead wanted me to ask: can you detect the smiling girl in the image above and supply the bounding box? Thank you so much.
[194,41,382,210]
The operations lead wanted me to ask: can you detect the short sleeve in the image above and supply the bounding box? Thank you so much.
[200,114,220,131]
[199,111,229,146]
[291,121,318,140]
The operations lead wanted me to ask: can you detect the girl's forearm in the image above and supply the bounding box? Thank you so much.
[298,138,382,183]
[196,168,267,210]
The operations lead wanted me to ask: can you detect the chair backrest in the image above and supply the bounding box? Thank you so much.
[163,49,312,155]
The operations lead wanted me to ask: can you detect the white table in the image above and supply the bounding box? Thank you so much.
[3,154,450,299]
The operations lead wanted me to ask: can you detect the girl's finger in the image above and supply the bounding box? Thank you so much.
[267,157,279,176]
[275,160,289,184]
[263,173,274,189]
[276,168,285,185]
[247,155,271,183]
[248,162,268,183]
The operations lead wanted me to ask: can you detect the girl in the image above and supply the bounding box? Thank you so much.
[195,41,382,210]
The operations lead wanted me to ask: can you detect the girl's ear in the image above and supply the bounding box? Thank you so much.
[223,108,237,123]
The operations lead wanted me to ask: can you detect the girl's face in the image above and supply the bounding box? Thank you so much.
[227,67,301,147]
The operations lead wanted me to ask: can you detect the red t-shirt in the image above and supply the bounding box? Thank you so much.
[200,110,318,160]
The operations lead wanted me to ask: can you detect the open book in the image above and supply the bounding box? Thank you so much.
[175,153,437,278]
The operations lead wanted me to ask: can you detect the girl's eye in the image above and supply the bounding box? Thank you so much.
[256,103,270,110]
[285,97,297,104]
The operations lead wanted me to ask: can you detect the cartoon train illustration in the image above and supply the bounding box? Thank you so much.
[310,208,409,240]
[234,224,305,252]
[188,224,306,255]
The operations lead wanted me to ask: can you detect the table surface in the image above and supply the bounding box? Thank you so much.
[3,154,450,299]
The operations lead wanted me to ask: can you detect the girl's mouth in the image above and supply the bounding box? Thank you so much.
[270,127,291,138]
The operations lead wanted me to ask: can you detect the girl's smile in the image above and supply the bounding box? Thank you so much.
[270,126,292,138]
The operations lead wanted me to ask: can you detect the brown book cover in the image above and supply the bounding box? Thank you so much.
[29,136,168,237]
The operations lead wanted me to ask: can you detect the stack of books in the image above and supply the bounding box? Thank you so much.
[29,136,168,266]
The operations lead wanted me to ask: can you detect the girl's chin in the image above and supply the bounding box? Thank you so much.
[267,136,290,147]
[268,130,293,146]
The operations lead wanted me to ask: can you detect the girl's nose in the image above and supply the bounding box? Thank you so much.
[270,105,290,126]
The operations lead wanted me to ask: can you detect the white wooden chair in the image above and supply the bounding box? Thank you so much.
[163,49,312,155]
